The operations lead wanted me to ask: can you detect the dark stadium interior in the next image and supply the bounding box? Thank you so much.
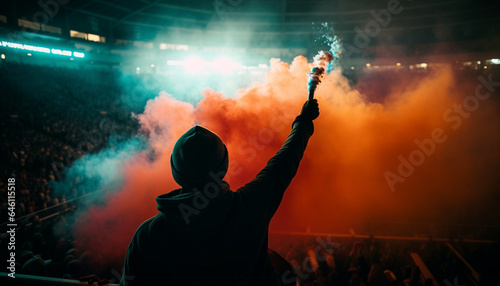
[1,0,500,285]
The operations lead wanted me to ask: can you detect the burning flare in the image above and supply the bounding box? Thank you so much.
[308,51,334,99]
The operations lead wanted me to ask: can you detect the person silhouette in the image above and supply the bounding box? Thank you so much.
[121,99,319,286]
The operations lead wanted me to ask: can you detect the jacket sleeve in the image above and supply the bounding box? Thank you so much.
[236,117,314,221]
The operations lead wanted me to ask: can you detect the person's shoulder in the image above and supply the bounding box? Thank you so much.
[133,215,158,236]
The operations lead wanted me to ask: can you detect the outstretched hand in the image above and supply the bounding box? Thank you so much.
[299,99,320,121]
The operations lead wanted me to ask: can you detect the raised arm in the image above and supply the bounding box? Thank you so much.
[237,99,319,220]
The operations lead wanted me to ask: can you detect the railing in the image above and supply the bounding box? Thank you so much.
[445,242,480,286]
[366,221,500,241]
[410,253,440,286]
[0,192,98,234]
[270,231,496,244]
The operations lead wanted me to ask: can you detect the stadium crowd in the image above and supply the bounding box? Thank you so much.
[0,61,141,218]
[269,234,486,286]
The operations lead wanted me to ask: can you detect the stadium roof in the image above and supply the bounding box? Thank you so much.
[3,0,500,47]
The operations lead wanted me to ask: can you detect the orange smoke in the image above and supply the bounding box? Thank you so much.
[74,56,500,269]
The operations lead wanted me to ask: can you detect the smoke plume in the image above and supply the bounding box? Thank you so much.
[67,56,500,268]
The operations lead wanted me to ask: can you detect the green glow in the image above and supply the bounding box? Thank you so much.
[0,41,85,58]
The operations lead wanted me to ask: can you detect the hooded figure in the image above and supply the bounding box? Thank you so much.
[121,99,319,286]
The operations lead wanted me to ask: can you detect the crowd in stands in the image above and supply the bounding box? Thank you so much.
[0,62,142,219]
[0,61,146,283]
[269,234,497,286]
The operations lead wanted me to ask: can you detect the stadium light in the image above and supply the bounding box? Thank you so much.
[166,60,184,66]
[184,56,206,73]
[0,40,85,58]
[212,57,243,73]
[0,41,50,53]
[166,56,246,74]
[51,49,72,56]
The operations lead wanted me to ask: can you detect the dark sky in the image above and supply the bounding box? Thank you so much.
[3,0,500,48]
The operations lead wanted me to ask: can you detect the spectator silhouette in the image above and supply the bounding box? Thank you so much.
[121,99,319,285]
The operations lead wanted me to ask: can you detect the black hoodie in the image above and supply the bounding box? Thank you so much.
[121,119,313,286]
